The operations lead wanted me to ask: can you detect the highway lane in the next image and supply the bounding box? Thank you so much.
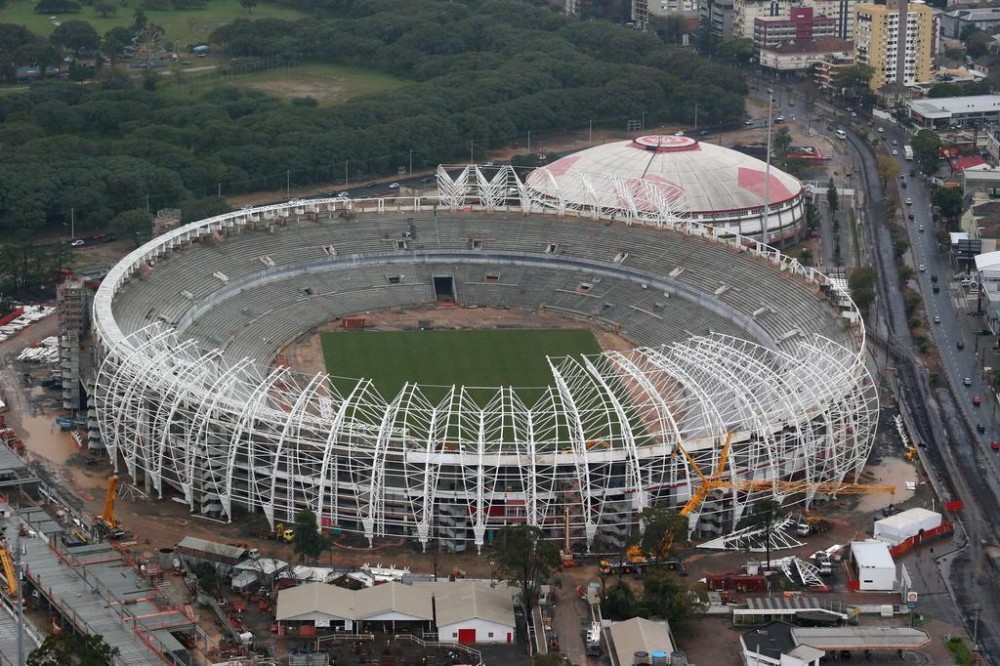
[866,118,1000,660]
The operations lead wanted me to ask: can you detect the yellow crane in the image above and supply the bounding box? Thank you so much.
[675,432,895,518]
[97,475,120,531]
[0,547,17,598]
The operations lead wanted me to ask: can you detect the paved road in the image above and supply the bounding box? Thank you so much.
[854,117,1000,662]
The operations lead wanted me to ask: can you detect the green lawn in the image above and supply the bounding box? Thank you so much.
[0,0,305,46]
[164,63,409,105]
[321,328,602,400]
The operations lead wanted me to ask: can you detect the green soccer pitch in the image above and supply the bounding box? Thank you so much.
[321,328,602,399]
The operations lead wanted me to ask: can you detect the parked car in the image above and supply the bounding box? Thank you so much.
[70,239,85,247]
[974,396,982,406]
[964,377,973,386]
[958,341,965,350]
[388,182,400,190]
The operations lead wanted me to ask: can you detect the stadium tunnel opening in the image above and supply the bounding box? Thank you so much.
[434,275,455,303]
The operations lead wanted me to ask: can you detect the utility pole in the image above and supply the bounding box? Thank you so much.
[589,120,592,147]
[70,208,75,240]
[527,131,531,153]
[470,140,474,165]
[286,170,291,198]
[763,89,774,247]
[694,103,699,130]
[345,160,349,188]
[15,526,23,666]
[409,149,413,176]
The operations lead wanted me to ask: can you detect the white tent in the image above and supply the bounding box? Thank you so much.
[874,508,942,546]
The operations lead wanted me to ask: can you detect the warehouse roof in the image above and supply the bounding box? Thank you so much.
[609,617,675,666]
[909,95,1000,119]
[791,626,930,650]
[355,582,433,621]
[175,537,247,562]
[275,583,357,622]
[416,581,515,627]
[851,540,894,569]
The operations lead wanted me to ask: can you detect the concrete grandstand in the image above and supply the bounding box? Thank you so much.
[91,181,876,553]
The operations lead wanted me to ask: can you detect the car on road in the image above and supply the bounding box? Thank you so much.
[388,182,400,190]
[931,275,938,283]
[898,174,905,179]
[699,130,709,137]
[918,264,925,272]
[919,224,925,232]
[745,119,754,125]
[992,441,999,451]
[932,285,940,293]
[934,315,941,323]
[908,213,914,220]
[336,191,349,198]
[674,131,685,136]
[958,341,965,350]
[965,377,973,386]
[978,423,987,433]
[878,127,885,133]
[901,181,907,189]
[776,115,786,123]
[905,197,912,205]
[909,169,916,177]
[892,149,898,156]
[69,239,85,247]
[974,396,982,406]
[892,139,898,146]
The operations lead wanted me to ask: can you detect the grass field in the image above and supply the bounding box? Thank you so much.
[0,0,305,46]
[165,63,409,105]
[321,328,602,400]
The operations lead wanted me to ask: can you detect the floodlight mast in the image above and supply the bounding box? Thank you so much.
[763,88,774,247]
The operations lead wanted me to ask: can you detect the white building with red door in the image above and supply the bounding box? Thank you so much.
[419,581,517,645]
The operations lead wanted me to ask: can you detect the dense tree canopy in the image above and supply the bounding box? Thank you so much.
[0,0,746,243]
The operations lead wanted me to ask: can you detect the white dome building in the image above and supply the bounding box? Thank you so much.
[526,135,805,243]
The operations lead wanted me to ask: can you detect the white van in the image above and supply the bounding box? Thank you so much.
[836,129,847,140]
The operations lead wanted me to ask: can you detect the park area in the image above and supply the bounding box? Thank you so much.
[321,328,602,400]
[0,0,305,47]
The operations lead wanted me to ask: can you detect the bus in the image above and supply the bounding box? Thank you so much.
[904,145,914,161]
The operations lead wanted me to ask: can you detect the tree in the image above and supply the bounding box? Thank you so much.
[875,155,901,190]
[108,209,152,246]
[34,0,81,13]
[827,178,839,214]
[639,505,688,564]
[94,0,117,17]
[848,266,876,313]
[28,632,119,665]
[240,0,259,13]
[493,525,560,610]
[772,126,792,165]
[933,186,965,227]
[292,509,330,563]
[601,579,639,619]
[735,498,786,571]
[641,569,695,626]
[50,20,99,58]
[912,129,942,176]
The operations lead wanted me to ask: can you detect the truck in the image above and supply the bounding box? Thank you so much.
[904,145,914,161]
[796,515,831,537]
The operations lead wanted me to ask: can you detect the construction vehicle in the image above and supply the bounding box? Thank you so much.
[272,524,294,543]
[584,621,601,657]
[0,545,16,598]
[95,475,120,533]
[796,515,831,537]
[559,549,580,568]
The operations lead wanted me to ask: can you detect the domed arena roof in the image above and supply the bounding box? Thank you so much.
[527,135,803,215]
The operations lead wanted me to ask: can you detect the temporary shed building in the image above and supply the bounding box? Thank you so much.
[873,508,942,546]
[850,541,895,591]
[417,581,516,645]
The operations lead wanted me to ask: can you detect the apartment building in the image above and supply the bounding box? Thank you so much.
[854,1,935,90]
[705,0,857,41]
[754,7,840,48]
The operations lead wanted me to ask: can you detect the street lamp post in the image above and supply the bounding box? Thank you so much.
[763,89,774,247]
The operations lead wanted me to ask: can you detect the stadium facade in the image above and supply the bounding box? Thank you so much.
[92,151,875,553]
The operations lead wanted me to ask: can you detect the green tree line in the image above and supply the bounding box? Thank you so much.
[0,0,746,238]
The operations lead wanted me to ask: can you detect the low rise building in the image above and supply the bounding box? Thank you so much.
[850,540,895,591]
[760,37,853,74]
[940,6,1000,39]
[909,95,1000,129]
[874,508,943,546]
[418,581,516,645]
[608,617,678,666]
